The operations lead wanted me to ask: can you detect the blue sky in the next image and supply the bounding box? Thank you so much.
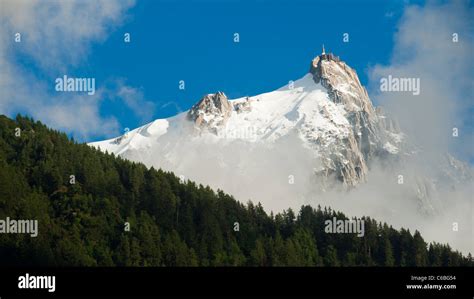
[2,0,418,138]
[87,0,411,135]
[1,0,472,163]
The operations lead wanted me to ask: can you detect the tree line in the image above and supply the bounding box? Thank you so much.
[0,115,471,267]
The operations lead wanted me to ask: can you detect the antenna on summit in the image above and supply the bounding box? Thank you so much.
[322,44,326,55]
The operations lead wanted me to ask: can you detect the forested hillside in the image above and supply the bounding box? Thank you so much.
[0,115,471,266]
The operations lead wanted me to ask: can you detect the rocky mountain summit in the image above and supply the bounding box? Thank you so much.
[305,47,404,186]
[90,48,407,187]
[178,47,404,187]
[89,47,471,215]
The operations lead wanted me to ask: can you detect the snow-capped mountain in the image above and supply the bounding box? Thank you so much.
[90,48,471,216]
[92,49,403,182]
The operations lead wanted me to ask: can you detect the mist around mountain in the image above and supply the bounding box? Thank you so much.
[90,52,474,254]
[0,115,472,267]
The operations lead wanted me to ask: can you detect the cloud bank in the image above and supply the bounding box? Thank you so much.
[0,0,143,139]
[368,0,474,161]
[363,0,474,254]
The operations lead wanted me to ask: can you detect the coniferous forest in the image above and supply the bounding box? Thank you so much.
[0,115,472,267]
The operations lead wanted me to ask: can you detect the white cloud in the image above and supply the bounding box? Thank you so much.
[117,84,156,122]
[0,0,136,139]
[1,0,135,69]
[368,0,474,160]
[362,0,473,253]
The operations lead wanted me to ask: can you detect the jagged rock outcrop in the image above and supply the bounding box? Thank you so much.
[308,51,402,186]
[187,92,233,134]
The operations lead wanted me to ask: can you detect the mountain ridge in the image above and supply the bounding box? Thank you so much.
[90,49,404,188]
[89,49,472,229]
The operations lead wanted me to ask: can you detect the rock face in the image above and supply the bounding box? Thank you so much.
[233,97,252,114]
[90,48,472,216]
[309,52,402,186]
[188,92,233,134]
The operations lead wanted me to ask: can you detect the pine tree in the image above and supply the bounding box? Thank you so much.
[413,231,427,266]
[383,235,395,266]
[324,245,340,266]
[250,238,267,266]
[293,228,321,266]
[272,232,287,266]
